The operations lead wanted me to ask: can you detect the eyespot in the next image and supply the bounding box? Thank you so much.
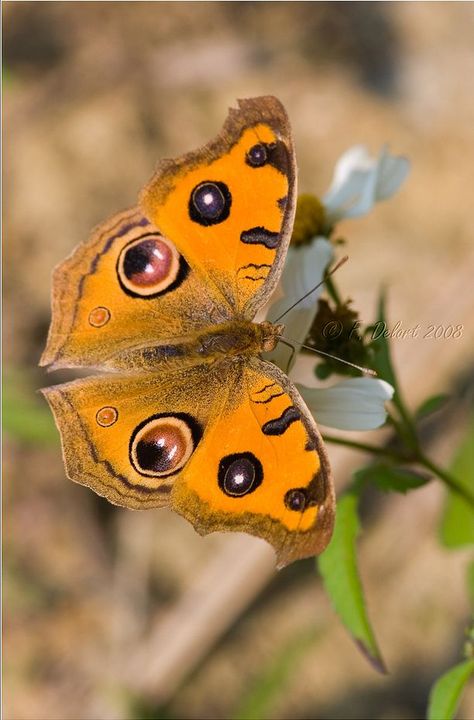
[89,306,111,327]
[284,488,307,512]
[130,413,202,478]
[218,452,263,497]
[96,406,118,427]
[117,234,183,298]
[189,181,231,226]
[246,143,268,168]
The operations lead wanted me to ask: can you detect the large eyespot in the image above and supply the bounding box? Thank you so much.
[117,234,185,298]
[189,181,231,226]
[218,452,263,497]
[130,413,202,478]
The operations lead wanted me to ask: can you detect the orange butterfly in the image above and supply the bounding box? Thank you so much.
[41,97,335,568]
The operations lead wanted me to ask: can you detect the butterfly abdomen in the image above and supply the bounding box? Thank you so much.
[103,320,283,371]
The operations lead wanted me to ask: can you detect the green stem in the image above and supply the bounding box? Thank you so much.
[323,434,401,461]
[324,275,343,308]
[324,434,474,509]
[418,452,474,508]
[386,407,418,451]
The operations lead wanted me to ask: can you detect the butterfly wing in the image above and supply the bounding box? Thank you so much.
[43,357,334,567]
[41,96,295,371]
[40,95,331,566]
[40,207,230,370]
[171,358,334,568]
[141,96,297,318]
[41,363,223,509]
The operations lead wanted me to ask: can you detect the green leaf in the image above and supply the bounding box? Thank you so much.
[3,369,58,446]
[415,394,450,421]
[427,659,474,720]
[318,487,386,673]
[232,627,319,720]
[440,417,474,548]
[355,463,430,494]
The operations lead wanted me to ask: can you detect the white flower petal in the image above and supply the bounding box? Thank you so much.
[327,145,373,189]
[265,238,333,330]
[323,146,378,222]
[375,147,410,201]
[324,168,377,221]
[297,377,394,431]
[264,238,333,371]
[323,144,410,223]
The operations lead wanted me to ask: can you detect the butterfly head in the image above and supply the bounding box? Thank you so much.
[258,320,285,353]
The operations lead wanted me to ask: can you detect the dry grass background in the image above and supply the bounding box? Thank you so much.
[3,3,474,719]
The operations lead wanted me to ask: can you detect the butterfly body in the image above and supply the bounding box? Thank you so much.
[191,319,283,359]
[41,96,335,567]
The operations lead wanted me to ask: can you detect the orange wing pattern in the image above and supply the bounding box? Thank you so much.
[43,358,334,567]
[41,96,335,566]
[41,97,296,371]
[42,365,217,509]
[141,96,296,318]
[172,359,334,567]
[40,207,229,370]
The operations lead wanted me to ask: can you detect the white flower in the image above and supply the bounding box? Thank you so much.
[263,237,333,371]
[323,145,410,224]
[262,234,394,431]
[261,144,403,431]
[262,236,394,431]
[297,377,394,431]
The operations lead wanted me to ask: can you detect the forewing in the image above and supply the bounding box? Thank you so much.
[40,208,228,370]
[141,96,297,318]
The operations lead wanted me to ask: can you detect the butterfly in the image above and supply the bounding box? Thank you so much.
[40,96,335,568]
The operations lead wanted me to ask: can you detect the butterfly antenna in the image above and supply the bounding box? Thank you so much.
[279,336,377,376]
[273,255,349,324]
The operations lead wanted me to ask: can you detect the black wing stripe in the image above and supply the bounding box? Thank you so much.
[240,227,280,249]
[262,406,301,435]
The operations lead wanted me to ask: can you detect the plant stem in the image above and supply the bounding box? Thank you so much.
[392,395,419,448]
[324,276,343,308]
[324,434,474,509]
[386,407,419,452]
[417,452,474,508]
[323,434,401,461]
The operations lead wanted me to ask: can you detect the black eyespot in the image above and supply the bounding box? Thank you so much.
[130,413,202,478]
[284,488,307,512]
[189,181,231,226]
[117,233,188,298]
[246,143,268,168]
[218,452,263,497]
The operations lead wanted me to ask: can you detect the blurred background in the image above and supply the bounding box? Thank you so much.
[3,3,474,719]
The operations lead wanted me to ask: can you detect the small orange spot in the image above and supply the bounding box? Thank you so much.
[96,406,118,427]
[89,306,111,327]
